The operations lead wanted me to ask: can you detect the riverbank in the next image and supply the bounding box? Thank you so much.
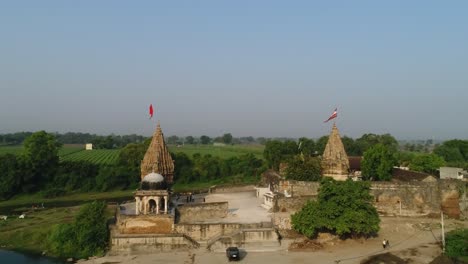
[0,190,134,214]
[0,249,63,264]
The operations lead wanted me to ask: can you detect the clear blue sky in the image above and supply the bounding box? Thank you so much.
[1,1,467,139]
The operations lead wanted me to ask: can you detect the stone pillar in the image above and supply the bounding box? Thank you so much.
[143,197,148,215]
[156,197,160,214]
[164,196,168,214]
[135,197,140,215]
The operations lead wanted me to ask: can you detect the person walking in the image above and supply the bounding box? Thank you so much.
[382,239,387,249]
[386,239,390,248]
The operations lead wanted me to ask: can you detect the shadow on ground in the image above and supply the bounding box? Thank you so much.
[361,253,406,264]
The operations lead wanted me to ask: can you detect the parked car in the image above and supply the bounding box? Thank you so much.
[226,246,240,261]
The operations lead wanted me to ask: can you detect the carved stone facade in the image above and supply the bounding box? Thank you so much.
[321,124,350,181]
[140,122,175,183]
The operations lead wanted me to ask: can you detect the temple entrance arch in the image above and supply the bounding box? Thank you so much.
[160,197,166,212]
[149,199,156,213]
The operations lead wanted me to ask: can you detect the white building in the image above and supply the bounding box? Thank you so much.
[440,167,468,180]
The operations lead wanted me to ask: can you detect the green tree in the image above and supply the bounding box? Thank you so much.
[342,136,360,156]
[361,144,397,181]
[0,154,23,199]
[292,178,380,238]
[200,135,211,145]
[263,140,298,170]
[298,137,316,156]
[355,133,398,154]
[316,136,329,155]
[185,136,195,144]
[434,139,468,163]
[408,154,445,174]
[285,155,321,181]
[222,133,233,144]
[445,228,468,259]
[48,201,109,259]
[22,131,61,192]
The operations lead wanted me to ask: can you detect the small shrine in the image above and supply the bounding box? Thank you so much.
[135,122,175,215]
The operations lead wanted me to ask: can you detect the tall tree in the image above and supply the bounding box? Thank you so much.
[222,133,233,144]
[22,131,61,192]
[263,140,298,170]
[361,144,397,181]
[200,135,211,145]
[409,154,445,174]
[185,136,195,145]
[0,154,23,199]
[284,155,321,181]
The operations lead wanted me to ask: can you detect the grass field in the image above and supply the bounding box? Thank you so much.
[0,143,265,165]
[168,144,265,159]
[60,149,120,165]
[0,204,117,256]
[0,190,134,214]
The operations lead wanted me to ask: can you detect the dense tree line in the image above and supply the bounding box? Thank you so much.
[0,132,147,149]
[0,131,266,200]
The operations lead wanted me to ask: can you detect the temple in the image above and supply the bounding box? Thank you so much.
[321,123,350,181]
[135,122,175,215]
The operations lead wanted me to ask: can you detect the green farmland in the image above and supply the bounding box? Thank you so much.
[0,145,120,165]
[60,149,120,165]
[0,143,264,165]
[168,144,265,159]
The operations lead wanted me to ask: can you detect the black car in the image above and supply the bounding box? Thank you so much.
[226,246,240,261]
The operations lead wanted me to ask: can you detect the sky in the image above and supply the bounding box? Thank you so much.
[0,1,467,140]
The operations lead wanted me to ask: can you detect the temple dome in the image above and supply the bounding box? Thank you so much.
[142,172,164,183]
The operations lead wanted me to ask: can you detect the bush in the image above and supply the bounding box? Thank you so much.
[47,201,109,259]
[292,178,380,238]
[445,228,468,259]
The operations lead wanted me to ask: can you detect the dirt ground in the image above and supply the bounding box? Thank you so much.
[81,216,467,264]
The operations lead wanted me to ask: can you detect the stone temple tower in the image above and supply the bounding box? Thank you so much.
[140,122,175,183]
[135,122,175,215]
[321,123,350,181]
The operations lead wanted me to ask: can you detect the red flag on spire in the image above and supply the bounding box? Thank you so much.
[149,104,154,119]
[324,108,337,123]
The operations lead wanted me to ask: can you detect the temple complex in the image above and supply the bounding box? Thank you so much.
[135,122,174,215]
[321,123,350,181]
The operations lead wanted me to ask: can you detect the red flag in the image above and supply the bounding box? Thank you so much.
[324,108,337,123]
[149,104,154,119]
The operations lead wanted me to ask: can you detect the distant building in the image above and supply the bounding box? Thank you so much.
[213,142,226,147]
[85,143,93,150]
[392,168,437,182]
[440,167,468,180]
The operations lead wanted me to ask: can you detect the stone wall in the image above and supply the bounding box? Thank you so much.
[111,233,197,253]
[117,213,174,234]
[270,179,461,233]
[174,222,272,241]
[209,228,280,251]
[276,180,320,197]
[274,195,316,213]
[176,202,228,223]
[210,185,255,193]
[371,180,460,218]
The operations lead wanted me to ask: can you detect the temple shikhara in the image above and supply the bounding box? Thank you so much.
[321,123,350,181]
[135,122,174,215]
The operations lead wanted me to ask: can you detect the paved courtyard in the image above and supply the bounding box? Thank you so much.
[120,190,271,224]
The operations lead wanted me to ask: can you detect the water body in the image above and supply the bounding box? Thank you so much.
[0,250,63,264]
